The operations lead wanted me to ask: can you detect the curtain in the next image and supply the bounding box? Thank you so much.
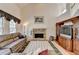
[0,10,21,24]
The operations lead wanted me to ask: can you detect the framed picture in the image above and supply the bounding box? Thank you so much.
[34,16,44,23]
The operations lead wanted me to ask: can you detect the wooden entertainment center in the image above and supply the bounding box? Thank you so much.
[56,16,79,54]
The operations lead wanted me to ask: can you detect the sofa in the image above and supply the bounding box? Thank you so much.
[0,33,26,55]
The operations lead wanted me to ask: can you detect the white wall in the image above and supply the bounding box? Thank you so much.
[0,3,21,19]
[20,4,58,39]
[0,3,22,34]
[57,3,66,16]
[56,11,71,23]
[70,3,79,16]
[0,3,69,39]
[56,3,79,23]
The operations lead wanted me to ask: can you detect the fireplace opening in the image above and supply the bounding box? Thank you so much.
[35,33,44,38]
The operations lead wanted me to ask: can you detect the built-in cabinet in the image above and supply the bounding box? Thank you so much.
[56,16,79,54]
[58,36,72,51]
[73,21,79,54]
[73,39,79,54]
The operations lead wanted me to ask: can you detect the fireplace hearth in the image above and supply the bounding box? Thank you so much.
[35,33,44,38]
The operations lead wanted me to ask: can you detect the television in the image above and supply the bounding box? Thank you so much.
[60,25,73,36]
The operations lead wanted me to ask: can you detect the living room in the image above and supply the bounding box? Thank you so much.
[0,3,79,55]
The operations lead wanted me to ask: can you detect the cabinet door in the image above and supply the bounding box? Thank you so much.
[58,36,72,52]
[58,36,66,48]
[62,37,66,49]
[73,39,79,54]
[58,36,63,47]
[65,39,72,51]
[73,27,79,54]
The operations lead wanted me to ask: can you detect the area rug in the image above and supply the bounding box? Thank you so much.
[49,41,62,55]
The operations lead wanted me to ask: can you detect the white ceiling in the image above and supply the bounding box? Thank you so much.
[16,3,29,9]
[16,3,58,8]
[15,3,67,18]
[17,3,29,6]
[16,3,67,11]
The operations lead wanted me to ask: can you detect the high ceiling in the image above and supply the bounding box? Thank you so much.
[16,3,58,8]
[16,3,67,16]
[16,3,29,9]
[16,3,29,7]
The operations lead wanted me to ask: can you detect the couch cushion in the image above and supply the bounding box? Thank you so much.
[0,33,20,43]
[3,38,25,53]
[4,39,25,48]
[13,37,19,41]
[0,39,14,48]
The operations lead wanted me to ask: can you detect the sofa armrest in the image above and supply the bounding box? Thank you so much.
[3,38,26,53]
[4,39,25,48]
[0,39,14,48]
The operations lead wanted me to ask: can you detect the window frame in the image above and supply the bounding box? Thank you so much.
[0,17,3,35]
[9,20,16,33]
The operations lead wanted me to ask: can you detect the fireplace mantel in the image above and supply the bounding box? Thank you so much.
[32,28,46,40]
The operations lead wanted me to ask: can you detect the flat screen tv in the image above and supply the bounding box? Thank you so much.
[60,25,73,36]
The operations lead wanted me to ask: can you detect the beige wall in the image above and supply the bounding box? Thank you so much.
[56,3,79,23]
[56,11,71,23]
[0,3,65,39]
[0,4,21,19]
[20,4,58,39]
[0,3,22,34]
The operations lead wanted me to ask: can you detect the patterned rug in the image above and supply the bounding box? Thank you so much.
[49,41,62,55]
[18,41,30,53]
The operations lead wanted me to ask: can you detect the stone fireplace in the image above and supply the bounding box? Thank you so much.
[32,28,46,39]
[35,33,44,38]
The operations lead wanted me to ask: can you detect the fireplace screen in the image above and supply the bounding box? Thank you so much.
[35,34,44,38]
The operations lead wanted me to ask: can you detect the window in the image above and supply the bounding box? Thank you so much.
[10,20,16,33]
[0,17,3,35]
